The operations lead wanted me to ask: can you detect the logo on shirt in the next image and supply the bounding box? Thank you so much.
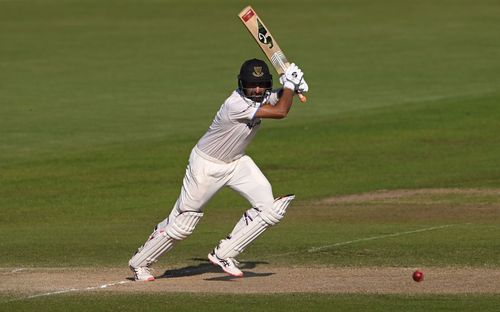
[252,66,264,78]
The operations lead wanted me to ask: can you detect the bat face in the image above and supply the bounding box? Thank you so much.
[238,6,307,102]
[238,7,287,72]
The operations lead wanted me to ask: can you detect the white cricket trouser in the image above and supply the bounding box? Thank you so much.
[157,146,274,229]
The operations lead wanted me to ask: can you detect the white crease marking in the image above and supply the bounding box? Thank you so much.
[6,280,131,302]
[308,224,458,253]
[1,268,27,275]
[265,224,463,258]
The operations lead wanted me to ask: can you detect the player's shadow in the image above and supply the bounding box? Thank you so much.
[203,270,275,282]
[158,258,272,280]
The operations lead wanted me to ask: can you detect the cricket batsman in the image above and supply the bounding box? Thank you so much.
[129,59,308,281]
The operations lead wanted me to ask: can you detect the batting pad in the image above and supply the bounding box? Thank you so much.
[166,211,204,240]
[129,231,175,268]
[214,194,295,259]
[129,211,203,267]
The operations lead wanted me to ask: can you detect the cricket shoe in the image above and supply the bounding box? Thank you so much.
[208,251,243,277]
[129,265,155,281]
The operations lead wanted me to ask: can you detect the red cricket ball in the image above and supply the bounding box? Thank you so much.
[412,270,424,282]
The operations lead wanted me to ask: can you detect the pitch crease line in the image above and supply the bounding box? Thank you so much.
[1,268,26,275]
[265,224,462,258]
[307,224,456,253]
[6,280,131,302]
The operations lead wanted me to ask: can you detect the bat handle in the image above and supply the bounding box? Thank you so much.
[297,92,307,103]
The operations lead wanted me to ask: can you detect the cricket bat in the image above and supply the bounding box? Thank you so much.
[238,6,307,103]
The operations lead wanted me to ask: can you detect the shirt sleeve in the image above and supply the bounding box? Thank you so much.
[227,97,260,122]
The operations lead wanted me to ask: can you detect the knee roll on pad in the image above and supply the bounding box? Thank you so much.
[260,194,295,226]
[166,211,204,240]
[214,194,295,259]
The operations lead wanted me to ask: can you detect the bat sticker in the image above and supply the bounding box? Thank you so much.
[241,9,255,22]
[257,19,274,48]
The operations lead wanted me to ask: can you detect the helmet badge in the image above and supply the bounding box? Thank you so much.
[252,66,264,78]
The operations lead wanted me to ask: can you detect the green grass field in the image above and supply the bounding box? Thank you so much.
[1,0,499,310]
[4,293,500,312]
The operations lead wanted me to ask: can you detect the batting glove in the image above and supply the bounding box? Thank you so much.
[297,79,309,93]
[279,63,304,91]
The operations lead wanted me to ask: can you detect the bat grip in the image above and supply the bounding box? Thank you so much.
[297,92,307,103]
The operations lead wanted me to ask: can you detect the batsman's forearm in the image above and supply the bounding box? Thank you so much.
[255,88,294,119]
[275,88,294,118]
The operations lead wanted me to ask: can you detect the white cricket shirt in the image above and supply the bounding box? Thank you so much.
[196,89,279,163]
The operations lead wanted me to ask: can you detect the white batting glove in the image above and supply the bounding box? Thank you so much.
[279,63,304,91]
[297,79,309,93]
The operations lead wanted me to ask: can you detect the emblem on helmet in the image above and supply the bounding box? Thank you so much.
[252,66,264,77]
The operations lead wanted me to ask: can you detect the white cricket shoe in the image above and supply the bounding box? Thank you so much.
[208,251,243,277]
[129,265,155,281]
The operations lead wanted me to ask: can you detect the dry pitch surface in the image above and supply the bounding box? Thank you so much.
[2,189,499,300]
[2,266,499,299]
